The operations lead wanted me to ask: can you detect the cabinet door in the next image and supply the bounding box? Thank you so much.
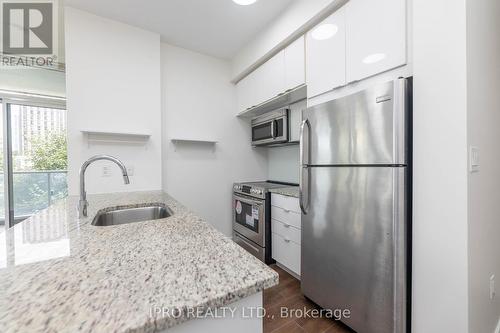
[257,50,286,103]
[306,7,346,98]
[235,51,285,114]
[284,36,305,91]
[236,73,256,114]
[346,0,407,82]
[289,99,306,142]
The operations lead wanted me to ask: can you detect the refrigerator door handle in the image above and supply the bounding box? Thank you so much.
[392,167,407,333]
[299,119,311,214]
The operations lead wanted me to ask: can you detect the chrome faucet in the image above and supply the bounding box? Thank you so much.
[78,155,130,218]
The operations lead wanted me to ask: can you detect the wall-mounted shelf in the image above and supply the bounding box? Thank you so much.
[81,130,151,145]
[170,138,218,144]
[170,138,218,152]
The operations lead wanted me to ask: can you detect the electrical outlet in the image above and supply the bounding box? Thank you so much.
[490,275,496,300]
[102,166,111,177]
[126,166,134,176]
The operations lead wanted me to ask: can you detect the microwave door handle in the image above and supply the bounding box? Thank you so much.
[299,119,311,214]
[271,120,276,139]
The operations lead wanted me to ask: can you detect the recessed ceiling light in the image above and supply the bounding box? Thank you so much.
[362,53,386,64]
[311,24,338,41]
[232,0,258,5]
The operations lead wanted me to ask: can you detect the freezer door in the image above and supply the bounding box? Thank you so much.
[301,166,407,333]
[303,78,409,166]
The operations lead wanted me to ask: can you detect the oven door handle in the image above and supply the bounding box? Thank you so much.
[234,194,264,207]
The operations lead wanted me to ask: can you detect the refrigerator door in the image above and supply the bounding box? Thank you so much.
[301,166,407,333]
[303,78,409,166]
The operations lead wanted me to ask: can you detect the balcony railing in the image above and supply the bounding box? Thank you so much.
[0,170,68,223]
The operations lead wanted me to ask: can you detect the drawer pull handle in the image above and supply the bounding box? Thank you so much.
[283,223,291,228]
[284,238,291,243]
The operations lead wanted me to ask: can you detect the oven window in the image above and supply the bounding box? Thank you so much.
[234,199,259,233]
[252,122,272,141]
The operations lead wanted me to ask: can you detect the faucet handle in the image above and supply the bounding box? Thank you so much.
[78,199,89,218]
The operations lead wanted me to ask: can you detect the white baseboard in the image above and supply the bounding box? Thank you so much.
[495,316,500,333]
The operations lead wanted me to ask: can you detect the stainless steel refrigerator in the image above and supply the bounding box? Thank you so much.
[300,78,411,333]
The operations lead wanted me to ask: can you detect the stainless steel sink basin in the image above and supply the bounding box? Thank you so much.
[91,204,173,226]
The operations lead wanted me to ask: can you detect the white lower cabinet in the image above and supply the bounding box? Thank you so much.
[271,193,301,277]
[272,233,301,276]
[271,206,301,229]
[272,219,301,244]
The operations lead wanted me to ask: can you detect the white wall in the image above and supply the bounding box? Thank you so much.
[161,43,267,236]
[64,7,162,195]
[231,0,342,82]
[0,68,66,97]
[412,0,469,332]
[466,0,500,332]
[268,146,299,183]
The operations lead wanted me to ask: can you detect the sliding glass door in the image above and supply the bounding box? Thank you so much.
[1,94,67,228]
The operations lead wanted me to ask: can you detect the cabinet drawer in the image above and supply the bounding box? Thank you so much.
[272,233,301,276]
[271,206,301,229]
[272,219,301,244]
[271,193,300,213]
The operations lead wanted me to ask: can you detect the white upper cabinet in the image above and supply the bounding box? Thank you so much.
[257,50,286,103]
[346,0,407,82]
[284,36,306,91]
[305,7,346,98]
[235,37,306,115]
[236,71,258,113]
[236,50,285,114]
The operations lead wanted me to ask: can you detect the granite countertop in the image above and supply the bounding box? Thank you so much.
[269,186,299,198]
[0,191,278,333]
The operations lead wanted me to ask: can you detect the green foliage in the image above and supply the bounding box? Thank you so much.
[29,133,67,171]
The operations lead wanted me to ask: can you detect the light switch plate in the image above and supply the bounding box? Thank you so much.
[469,146,480,173]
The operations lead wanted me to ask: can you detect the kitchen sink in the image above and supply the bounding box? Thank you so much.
[91,204,173,226]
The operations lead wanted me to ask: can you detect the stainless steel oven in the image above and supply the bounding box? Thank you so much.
[233,193,265,247]
[251,108,289,146]
[232,181,287,264]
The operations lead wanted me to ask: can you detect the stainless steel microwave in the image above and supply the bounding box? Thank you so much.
[251,108,289,146]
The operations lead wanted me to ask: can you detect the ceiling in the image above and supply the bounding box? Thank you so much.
[64,0,296,59]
